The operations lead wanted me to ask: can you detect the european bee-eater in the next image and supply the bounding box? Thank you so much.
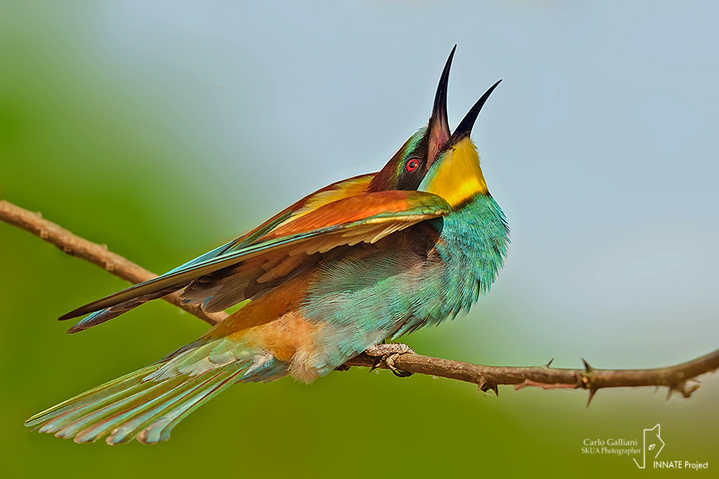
[26,47,509,444]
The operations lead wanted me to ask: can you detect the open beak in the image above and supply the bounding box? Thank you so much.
[446,79,502,148]
[426,46,455,165]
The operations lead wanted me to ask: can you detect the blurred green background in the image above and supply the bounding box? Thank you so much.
[1,1,717,477]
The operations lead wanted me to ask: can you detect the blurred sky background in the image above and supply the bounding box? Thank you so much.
[1,1,717,477]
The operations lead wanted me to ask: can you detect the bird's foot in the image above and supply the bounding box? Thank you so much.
[365,343,415,377]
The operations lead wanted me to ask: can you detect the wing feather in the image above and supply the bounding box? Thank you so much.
[62,190,450,330]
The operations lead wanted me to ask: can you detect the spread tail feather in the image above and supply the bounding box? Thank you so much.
[25,338,287,444]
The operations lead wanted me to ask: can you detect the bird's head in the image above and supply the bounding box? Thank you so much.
[368,47,456,192]
[369,47,501,210]
[419,78,501,209]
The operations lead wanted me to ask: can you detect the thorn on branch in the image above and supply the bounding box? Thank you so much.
[581,358,593,372]
[586,388,598,407]
[477,379,498,396]
[684,384,701,397]
[545,358,555,368]
[667,382,701,400]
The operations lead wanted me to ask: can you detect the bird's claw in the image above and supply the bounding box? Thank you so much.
[365,343,415,377]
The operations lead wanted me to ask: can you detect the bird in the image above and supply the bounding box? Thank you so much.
[25,47,509,444]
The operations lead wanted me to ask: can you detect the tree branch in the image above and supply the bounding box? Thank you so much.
[343,350,718,404]
[2,199,717,401]
[0,200,226,327]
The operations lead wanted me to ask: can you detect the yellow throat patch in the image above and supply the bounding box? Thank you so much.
[420,137,488,208]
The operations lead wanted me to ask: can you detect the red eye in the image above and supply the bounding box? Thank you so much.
[406,159,420,172]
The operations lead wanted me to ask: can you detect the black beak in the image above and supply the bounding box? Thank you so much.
[427,46,456,164]
[448,79,502,147]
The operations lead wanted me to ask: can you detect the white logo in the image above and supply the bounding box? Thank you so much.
[581,423,708,470]
[633,424,664,469]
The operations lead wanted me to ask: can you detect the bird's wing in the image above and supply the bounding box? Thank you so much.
[145,173,379,276]
[221,173,376,255]
[62,189,450,332]
[60,173,374,331]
